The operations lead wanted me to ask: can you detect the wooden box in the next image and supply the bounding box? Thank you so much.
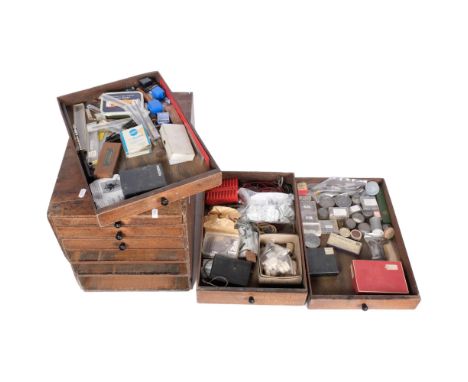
[49,92,202,291]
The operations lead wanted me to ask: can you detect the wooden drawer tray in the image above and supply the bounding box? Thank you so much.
[296,177,420,310]
[196,172,308,306]
[58,77,221,227]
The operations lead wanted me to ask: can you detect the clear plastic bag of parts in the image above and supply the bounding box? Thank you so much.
[260,242,295,276]
[236,218,259,259]
[238,188,295,224]
[364,232,386,260]
[202,232,240,259]
[311,177,367,207]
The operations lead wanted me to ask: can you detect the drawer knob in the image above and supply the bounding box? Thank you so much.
[361,303,369,311]
[248,296,255,304]
[114,221,122,228]
[115,231,123,241]
[161,197,169,206]
[119,242,126,251]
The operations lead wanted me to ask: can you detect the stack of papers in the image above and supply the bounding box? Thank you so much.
[120,125,152,158]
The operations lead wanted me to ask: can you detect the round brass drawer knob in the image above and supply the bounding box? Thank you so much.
[115,231,123,241]
[161,197,169,206]
[362,303,369,311]
[119,242,126,251]
[248,296,255,304]
[114,221,122,229]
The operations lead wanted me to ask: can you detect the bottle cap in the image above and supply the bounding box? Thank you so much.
[365,181,380,196]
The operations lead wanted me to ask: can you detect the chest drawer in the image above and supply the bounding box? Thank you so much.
[61,237,187,250]
[55,225,185,239]
[66,249,188,262]
[72,261,188,275]
[76,274,190,291]
[296,177,420,310]
[196,172,308,306]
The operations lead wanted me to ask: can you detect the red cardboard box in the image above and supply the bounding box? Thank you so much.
[351,260,409,294]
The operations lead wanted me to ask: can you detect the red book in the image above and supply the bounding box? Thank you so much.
[351,260,409,294]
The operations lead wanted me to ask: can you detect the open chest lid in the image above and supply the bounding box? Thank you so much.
[58,72,222,227]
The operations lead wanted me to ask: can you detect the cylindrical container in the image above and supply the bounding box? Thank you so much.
[345,218,356,229]
[351,193,361,205]
[363,209,374,218]
[335,194,352,207]
[384,226,395,240]
[370,216,383,233]
[305,234,321,248]
[318,194,335,208]
[318,207,329,220]
[350,229,362,241]
[339,227,351,238]
[365,181,380,196]
[358,222,371,233]
[349,205,362,215]
[352,212,365,224]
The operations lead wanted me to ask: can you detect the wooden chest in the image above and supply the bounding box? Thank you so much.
[49,73,420,309]
[48,91,203,291]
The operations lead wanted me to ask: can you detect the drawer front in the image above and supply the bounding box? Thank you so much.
[77,274,190,291]
[62,237,186,250]
[67,249,188,262]
[51,215,183,227]
[307,296,421,310]
[197,289,307,305]
[55,225,185,239]
[72,261,188,275]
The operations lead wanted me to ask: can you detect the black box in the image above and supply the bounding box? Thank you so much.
[210,255,252,286]
[306,247,339,276]
[120,164,168,198]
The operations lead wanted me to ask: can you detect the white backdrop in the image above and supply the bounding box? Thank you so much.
[1,1,467,381]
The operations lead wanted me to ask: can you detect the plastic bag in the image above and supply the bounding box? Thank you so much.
[237,188,295,224]
[364,232,386,260]
[260,242,295,276]
[236,218,259,259]
[202,232,239,259]
[311,177,367,207]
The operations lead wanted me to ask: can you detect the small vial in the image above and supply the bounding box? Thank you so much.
[369,216,383,233]
[335,194,352,208]
[345,218,357,230]
[352,212,365,224]
[358,222,371,233]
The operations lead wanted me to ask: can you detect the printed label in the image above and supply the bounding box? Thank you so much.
[78,188,87,198]
[325,248,334,255]
[385,264,398,271]
[151,208,159,219]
